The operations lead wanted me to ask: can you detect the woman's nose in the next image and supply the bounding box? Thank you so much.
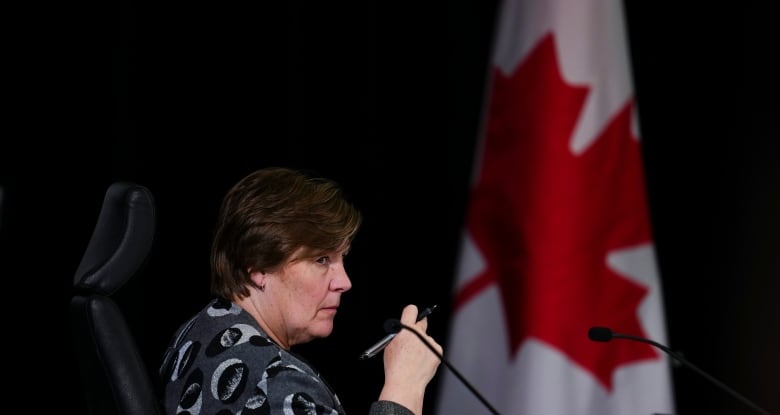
[330,265,352,292]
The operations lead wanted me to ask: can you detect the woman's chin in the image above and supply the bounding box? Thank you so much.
[310,320,335,339]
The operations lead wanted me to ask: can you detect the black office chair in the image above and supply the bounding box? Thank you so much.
[69,182,163,415]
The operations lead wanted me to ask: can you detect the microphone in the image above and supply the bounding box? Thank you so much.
[588,326,774,415]
[383,318,402,334]
[385,319,502,415]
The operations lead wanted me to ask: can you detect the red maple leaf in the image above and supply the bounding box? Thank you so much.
[454,33,660,391]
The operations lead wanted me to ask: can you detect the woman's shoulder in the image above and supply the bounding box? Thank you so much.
[160,297,282,384]
[162,298,269,365]
[186,298,268,343]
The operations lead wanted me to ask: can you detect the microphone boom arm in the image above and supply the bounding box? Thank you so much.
[594,328,774,415]
[395,321,501,415]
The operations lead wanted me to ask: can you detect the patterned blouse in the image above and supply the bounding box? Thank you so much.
[159,297,413,415]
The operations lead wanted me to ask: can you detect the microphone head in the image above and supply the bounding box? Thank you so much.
[383,318,402,334]
[588,326,614,342]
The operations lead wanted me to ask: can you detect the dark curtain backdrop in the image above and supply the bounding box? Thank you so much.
[2,2,777,414]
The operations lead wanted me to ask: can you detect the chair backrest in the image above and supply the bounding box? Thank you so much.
[69,182,163,415]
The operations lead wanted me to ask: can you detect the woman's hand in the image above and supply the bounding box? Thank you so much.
[378,304,443,415]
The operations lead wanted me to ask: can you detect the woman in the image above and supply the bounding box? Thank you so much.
[159,167,442,415]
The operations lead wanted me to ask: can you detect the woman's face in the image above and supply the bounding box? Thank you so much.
[265,246,353,347]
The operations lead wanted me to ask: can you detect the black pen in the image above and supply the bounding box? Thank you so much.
[359,304,438,360]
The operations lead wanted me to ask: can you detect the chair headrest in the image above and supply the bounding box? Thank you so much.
[73,182,156,296]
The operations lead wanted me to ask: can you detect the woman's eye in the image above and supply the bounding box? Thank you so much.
[316,256,331,265]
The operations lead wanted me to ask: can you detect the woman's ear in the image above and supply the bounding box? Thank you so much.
[248,269,266,292]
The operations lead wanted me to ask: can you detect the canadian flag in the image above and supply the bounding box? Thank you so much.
[434,1,675,414]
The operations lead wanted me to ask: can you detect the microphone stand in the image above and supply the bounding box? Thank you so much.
[591,328,774,415]
[394,321,501,415]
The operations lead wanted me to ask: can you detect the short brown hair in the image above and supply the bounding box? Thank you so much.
[210,167,362,300]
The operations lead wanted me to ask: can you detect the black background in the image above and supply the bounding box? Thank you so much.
[2,2,778,414]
